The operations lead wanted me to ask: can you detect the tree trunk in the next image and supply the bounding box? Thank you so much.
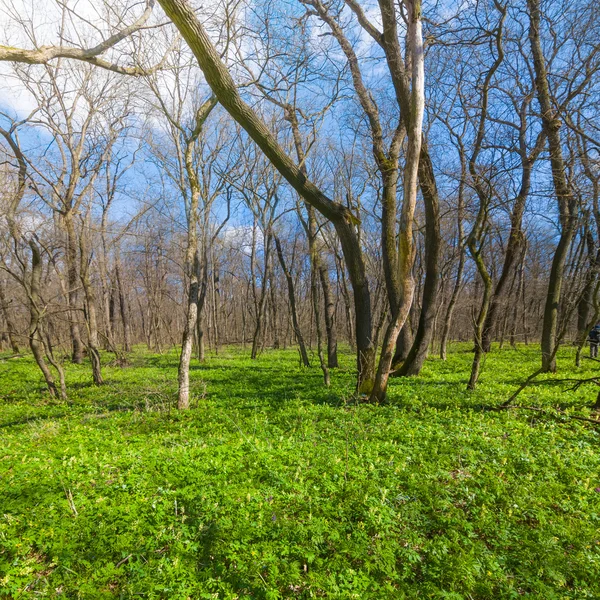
[64,212,84,363]
[369,0,424,402]
[335,250,355,352]
[80,260,104,385]
[307,206,330,386]
[394,322,413,363]
[274,234,310,367]
[28,240,67,400]
[481,132,540,352]
[0,278,20,353]
[178,255,199,409]
[250,229,271,360]
[467,250,493,390]
[396,142,441,376]
[115,263,131,352]
[527,0,578,373]
[440,249,465,360]
[211,256,221,355]
[318,262,338,368]
[270,275,280,349]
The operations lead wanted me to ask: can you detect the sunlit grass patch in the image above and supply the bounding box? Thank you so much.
[1,344,599,598]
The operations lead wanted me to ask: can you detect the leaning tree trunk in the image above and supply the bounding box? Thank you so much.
[274,234,310,367]
[539,214,575,371]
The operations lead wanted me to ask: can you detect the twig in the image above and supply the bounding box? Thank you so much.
[499,404,600,425]
[116,554,133,568]
[63,487,78,517]
[500,367,543,407]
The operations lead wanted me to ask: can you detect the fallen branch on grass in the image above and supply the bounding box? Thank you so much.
[497,404,600,426]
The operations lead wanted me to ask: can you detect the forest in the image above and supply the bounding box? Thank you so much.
[1,0,600,598]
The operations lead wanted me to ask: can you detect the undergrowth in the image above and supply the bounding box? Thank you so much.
[1,344,599,599]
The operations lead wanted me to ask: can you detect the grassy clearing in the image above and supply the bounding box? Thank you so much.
[1,344,599,599]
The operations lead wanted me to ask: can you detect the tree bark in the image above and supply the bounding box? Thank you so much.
[318,261,339,368]
[115,262,131,352]
[177,96,217,409]
[28,240,67,400]
[481,118,544,353]
[527,0,578,373]
[396,141,441,376]
[64,212,84,363]
[80,234,104,386]
[306,206,330,386]
[178,253,199,409]
[274,234,310,367]
[465,2,506,389]
[369,0,424,402]
[0,278,20,353]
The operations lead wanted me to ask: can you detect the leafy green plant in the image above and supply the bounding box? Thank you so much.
[1,344,599,598]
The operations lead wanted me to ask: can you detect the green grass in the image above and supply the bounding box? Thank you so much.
[1,344,599,599]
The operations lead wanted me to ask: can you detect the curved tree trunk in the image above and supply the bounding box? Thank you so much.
[465,3,506,389]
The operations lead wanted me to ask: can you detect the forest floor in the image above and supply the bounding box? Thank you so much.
[1,344,600,599]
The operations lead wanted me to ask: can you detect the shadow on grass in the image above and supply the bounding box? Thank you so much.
[0,412,69,429]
